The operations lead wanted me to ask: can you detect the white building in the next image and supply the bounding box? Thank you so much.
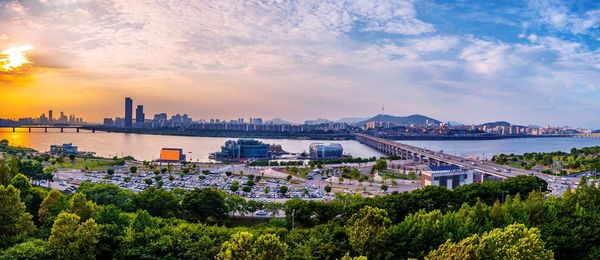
[421,165,474,190]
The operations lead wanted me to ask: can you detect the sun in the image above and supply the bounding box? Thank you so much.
[0,45,34,72]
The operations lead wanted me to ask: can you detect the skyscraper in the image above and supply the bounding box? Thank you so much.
[48,110,53,124]
[135,105,145,127]
[125,97,133,128]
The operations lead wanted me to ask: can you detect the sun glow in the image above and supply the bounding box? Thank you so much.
[0,45,34,72]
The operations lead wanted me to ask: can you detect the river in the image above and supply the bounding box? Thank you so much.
[1,130,600,161]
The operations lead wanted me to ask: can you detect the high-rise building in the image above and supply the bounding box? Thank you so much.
[135,105,145,127]
[48,110,53,124]
[124,97,133,128]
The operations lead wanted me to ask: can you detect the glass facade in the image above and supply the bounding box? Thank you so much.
[309,143,343,159]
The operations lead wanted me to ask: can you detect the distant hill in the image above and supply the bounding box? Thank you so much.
[266,118,293,125]
[359,114,441,125]
[304,118,333,125]
[336,117,369,124]
[479,121,511,127]
[446,121,464,126]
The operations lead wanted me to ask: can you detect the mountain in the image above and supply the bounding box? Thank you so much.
[446,121,464,126]
[304,118,333,125]
[336,117,369,124]
[359,114,441,125]
[479,121,511,127]
[266,118,293,125]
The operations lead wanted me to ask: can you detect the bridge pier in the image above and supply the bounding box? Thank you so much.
[92,129,95,133]
[44,127,48,133]
[76,128,80,133]
[12,127,15,132]
[60,127,64,133]
[28,127,31,133]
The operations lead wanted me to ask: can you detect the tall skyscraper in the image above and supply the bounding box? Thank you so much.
[48,110,53,124]
[135,105,145,127]
[125,97,133,128]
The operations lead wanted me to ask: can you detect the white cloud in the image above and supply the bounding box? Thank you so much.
[1,0,600,127]
[528,0,600,35]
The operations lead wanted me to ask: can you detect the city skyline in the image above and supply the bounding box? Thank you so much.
[1,1,599,127]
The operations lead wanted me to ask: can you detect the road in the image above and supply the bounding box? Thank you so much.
[356,134,579,195]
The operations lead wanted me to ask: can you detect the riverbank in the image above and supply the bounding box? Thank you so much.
[82,126,571,141]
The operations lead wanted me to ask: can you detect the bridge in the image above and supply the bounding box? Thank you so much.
[355,133,557,180]
[0,125,96,133]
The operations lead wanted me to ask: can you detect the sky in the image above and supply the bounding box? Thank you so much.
[0,0,599,128]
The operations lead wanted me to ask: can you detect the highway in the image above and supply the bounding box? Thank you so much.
[355,134,579,194]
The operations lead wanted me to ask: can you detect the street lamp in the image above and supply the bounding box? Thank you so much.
[501,190,508,203]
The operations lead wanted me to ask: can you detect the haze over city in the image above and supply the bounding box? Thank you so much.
[1,0,599,127]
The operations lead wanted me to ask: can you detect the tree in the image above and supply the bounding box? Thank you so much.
[0,185,35,242]
[279,186,289,197]
[243,186,252,194]
[381,184,389,192]
[0,158,19,186]
[39,189,65,224]
[346,206,391,257]
[10,173,31,192]
[129,166,138,174]
[0,239,53,260]
[181,188,227,223]
[230,181,240,193]
[253,233,288,260]
[106,168,115,176]
[286,175,292,181]
[324,185,332,193]
[427,224,553,260]
[264,186,271,196]
[48,212,100,260]
[216,231,254,260]
[133,187,179,218]
[68,192,94,221]
[216,231,287,260]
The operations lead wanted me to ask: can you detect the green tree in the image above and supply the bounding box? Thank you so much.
[346,206,391,257]
[0,158,19,186]
[38,189,65,224]
[48,212,100,260]
[426,224,553,260]
[0,239,53,260]
[9,173,31,192]
[324,185,332,193]
[0,185,35,244]
[253,233,288,260]
[68,192,94,221]
[106,168,115,176]
[216,231,254,260]
[181,188,227,223]
[133,187,179,218]
[216,231,287,260]
[230,181,240,193]
[129,166,138,174]
[279,186,288,197]
[243,186,252,194]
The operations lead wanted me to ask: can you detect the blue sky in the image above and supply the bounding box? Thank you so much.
[0,0,599,128]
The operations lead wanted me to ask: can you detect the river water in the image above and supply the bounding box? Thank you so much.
[1,129,599,161]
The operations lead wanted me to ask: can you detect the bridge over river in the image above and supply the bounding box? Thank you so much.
[0,125,96,133]
[355,133,569,182]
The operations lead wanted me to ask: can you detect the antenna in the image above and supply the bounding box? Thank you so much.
[381,105,385,115]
